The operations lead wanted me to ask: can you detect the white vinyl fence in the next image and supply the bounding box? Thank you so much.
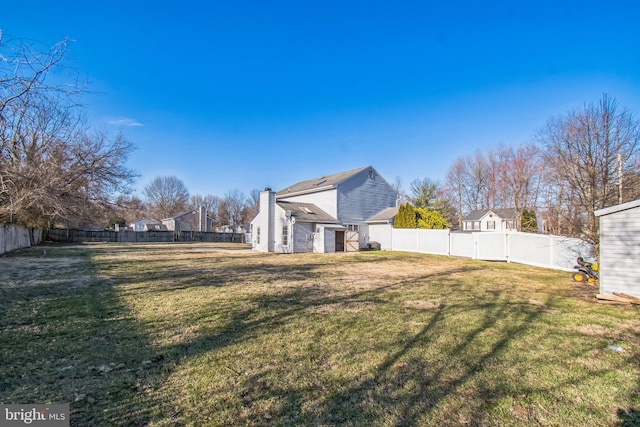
[367,225,594,271]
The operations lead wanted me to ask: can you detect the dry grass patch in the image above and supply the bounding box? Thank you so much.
[1,243,639,427]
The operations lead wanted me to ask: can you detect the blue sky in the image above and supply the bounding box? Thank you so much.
[3,1,640,199]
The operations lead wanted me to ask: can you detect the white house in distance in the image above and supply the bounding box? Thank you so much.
[251,166,397,253]
[594,199,640,298]
[462,208,517,231]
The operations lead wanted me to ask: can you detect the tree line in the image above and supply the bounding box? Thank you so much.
[398,94,640,245]
[112,175,259,229]
[2,35,639,245]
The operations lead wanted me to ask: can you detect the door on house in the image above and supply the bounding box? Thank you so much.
[345,230,359,252]
[335,230,345,252]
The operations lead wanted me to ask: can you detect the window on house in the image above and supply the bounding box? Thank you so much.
[368,169,374,179]
[487,221,496,230]
[256,227,260,244]
[505,220,515,229]
[282,225,289,246]
[468,221,480,230]
[346,224,359,231]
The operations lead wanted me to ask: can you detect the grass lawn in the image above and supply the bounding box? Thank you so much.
[1,242,638,426]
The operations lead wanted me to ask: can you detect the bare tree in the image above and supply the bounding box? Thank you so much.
[243,189,260,223]
[495,144,542,229]
[143,176,189,219]
[392,176,409,205]
[537,94,640,244]
[464,150,491,211]
[445,158,466,228]
[0,35,136,227]
[113,195,148,223]
[190,194,220,217]
[223,189,246,226]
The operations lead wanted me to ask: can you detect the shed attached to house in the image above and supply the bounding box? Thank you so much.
[594,199,640,298]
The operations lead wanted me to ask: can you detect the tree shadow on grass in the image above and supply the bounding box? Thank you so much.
[0,245,174,425]
[1,244,634,426]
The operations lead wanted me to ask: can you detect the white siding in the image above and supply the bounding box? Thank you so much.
[251,190,276,252]
[598,205,640,297]
[279,189,338,219]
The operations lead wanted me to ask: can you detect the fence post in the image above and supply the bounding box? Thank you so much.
[505,232,510,263]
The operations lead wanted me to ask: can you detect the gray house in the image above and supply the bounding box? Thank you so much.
[130,218,161,232]
[162,207,213,232]
[251,166,397,253]
[594,199,640,298]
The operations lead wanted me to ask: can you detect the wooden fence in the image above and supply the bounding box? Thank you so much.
[46,229,246,244]
[0,225,44,255]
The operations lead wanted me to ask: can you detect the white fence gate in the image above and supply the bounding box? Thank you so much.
[367,225,593,271]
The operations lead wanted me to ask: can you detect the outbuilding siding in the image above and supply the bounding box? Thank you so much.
[598,204,640,297]
[293,222,313,253]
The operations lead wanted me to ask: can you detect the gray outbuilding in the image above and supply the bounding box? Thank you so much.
[594,199,640,298]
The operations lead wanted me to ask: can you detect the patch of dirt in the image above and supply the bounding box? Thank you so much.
[0,256,88,288]
[566,281,599,299]
[572,324,612,337]
[305,301,376,314]
[404,299,441,310]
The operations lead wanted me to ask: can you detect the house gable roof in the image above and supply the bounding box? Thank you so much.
[131,218,160,225]
[276,166,372,198]
[144,223,169,231]
[276,201,338,223]
[463,208,517,221]
[162,210,214,221]
[594,199,640,217]
[365,206,399,223]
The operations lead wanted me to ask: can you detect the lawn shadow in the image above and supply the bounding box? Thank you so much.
[0,245,176,425]
[2,244,634,426]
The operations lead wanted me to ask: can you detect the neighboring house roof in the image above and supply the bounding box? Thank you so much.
[277,201,338,223]
[144,223,169,231]
[365,206,399,223]
[463,208,517,221]
[162,210,214,221]
[276,165,373,198]
[594,199,640,217]
[131,218,160,225]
